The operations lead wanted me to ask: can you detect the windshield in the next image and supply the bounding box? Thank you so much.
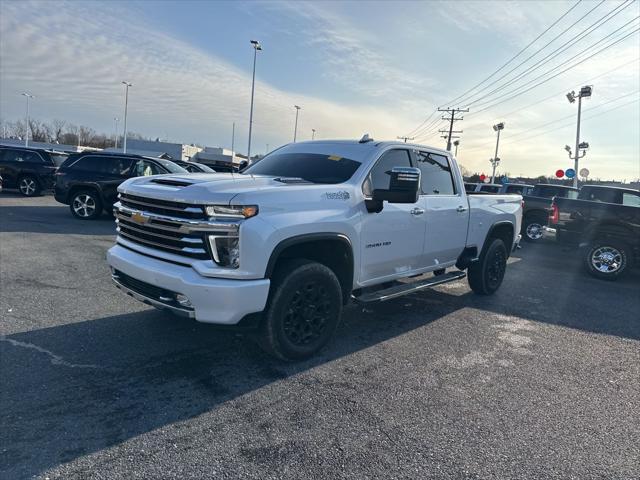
[155,159,188,173]
[243,152,361,184]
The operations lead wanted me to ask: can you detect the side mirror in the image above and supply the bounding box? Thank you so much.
[372,166,421,203]
[366,167,421,213]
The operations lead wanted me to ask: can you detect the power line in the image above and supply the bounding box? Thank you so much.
[443,0,584,107]
[402,0,583,137]
[464,0,632,107]
[470,25,640,114]
[464,57,639,124]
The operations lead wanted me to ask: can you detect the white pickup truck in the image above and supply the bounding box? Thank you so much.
[107,137,522,360]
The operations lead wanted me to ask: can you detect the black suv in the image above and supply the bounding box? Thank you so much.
[55,152,187,219]
[0,146,69,196]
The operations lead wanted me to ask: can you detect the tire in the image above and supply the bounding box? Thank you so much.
[583,239,631,281]
[258,259,343,361]
[70,190,103,220]
[18,175,41,197]
[522,214,546,242]
[468,238,507,295]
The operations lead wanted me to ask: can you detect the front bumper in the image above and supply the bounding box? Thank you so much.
[107,244,270,325]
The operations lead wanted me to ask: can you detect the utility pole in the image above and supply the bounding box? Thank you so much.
[114,117,119,148]
[312,128,316,140]
[21,92,34,147]
[438,107,468,151]
[439,129,462,146]
[231,122,235,163]
[397,136,414,143]
[293,105,301,142]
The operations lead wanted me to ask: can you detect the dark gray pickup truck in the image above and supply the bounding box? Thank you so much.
[548,185,640,280]
[521,184,578,242]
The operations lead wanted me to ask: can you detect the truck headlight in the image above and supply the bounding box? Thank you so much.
[208,235,240,268]
[205,205,258,219]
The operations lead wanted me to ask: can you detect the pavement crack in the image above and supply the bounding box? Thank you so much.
[0,336,102,369]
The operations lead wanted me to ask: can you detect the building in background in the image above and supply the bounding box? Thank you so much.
[193,146,239,172]
[125,139,202,160]
[0,138,99,153]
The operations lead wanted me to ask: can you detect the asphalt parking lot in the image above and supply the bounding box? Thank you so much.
[1,193,639,480]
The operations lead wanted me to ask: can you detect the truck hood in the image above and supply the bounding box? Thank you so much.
[118,173,340,205]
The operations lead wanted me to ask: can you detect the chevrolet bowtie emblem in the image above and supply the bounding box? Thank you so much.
[131,212,149,225]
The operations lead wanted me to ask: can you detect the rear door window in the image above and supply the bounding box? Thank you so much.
[622,192,640,207]
[131,159,166,176]
[2,149,41,163]
[415,151,456,195]
[580,188,620,204]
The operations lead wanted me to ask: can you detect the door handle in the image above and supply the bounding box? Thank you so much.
[410,208,425,216]
[456,205,468,213]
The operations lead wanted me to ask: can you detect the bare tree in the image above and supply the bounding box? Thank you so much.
[78,125,96,146]
[51,119,66,143]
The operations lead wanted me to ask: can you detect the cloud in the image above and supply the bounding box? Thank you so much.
[0,0,416,150]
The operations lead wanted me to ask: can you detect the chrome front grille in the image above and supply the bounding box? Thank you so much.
[114,196,239,262]
[119,193,206,220]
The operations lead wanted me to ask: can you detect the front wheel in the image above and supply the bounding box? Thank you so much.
[583,240,631,281]
[468,238,507,295]
[258,260,343,361]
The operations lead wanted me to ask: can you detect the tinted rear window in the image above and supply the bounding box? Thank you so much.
[154,159,188,173]
[479,185,500,193]
[243,152,361,184]
[579,188,620,204]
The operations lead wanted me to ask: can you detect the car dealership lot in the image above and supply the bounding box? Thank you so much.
[1,193,639,480]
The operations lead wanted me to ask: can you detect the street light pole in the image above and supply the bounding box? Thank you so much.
[114,117,120,148]
[566,86,592,188]
[21,92,34,147]
[453,140,460,156]
[121,81,132,153]
[247,40,262,163]
[490,122,504,184]
[312,128,316,140]
[293,105,301,142]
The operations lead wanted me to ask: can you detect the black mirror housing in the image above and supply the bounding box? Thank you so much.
[372,166,421,204]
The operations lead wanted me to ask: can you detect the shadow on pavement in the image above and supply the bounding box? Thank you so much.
[0,205,115,236]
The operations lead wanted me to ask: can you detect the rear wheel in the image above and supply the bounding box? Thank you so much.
[522,214,546,242]
[468,238,507,295]
[258,259,342,361]
[18,175,41,197]
[583,239,630,281]
[70,190,103,220]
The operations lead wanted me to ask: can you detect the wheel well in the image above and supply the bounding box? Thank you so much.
[266,236,354,304]
[486,222,514,257]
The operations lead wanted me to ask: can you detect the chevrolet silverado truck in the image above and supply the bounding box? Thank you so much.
[547,185,640,280]
[107,138,522,360]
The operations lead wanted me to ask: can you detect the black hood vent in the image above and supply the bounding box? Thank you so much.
[151,178,194,187]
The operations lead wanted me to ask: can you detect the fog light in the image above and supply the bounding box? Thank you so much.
[208,235,240,268]
[176,294,192,307]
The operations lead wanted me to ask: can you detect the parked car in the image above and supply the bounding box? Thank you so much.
[474,183,501,193]
[498,183,533,195]
[54,152,187,219]
[464,182,478,193]
[548,185,640,280]
[107,138,522,360]
[521,183,578,242]
[171,160,216,173]
[0,146,69,196]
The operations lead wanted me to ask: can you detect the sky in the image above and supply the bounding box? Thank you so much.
[0,0,639,180]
